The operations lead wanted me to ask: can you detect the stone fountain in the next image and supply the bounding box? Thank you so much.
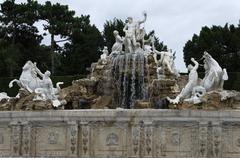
[0,12,240,158]
[59,12,183,110]
[0,12,239,111]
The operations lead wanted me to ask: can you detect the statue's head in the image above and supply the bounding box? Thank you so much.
[203,51,211,59]
[187,64,193,71]
[127,17,133,23]
[136,42,141,48]
[139,28,146,34]
[23,61,33,70]
[113,30,119,36]
[203,60,209,70]
[45,70,51,77]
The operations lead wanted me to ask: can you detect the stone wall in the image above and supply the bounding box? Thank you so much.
[0,110,240,158]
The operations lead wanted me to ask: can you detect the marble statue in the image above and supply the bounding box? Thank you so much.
[143,34,155,54]
[184,86,206,104]
[123,12,147,53]
[171,51,180,77]
[168,58,199,104]
[136,27,146,48]
[153,49,175,76]
[100,46,109,64]
[167,51,231,105]
[34,70,63,101]
[201,51,228,91]
[0,92,10,101]
[9,61,64,106]
[9,61,41,93]
[135,42,143,52]
[111,30,124,53]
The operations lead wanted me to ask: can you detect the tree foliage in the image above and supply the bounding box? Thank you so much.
[0,0,43,76]
[0,0,168,78]
[184,24,240,72]
[39,1,75,74]
[60,15,104,75]
[0,0,104,77]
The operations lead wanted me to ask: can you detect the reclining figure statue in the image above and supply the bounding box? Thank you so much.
[153,49,179,78]
[168,51,228,105]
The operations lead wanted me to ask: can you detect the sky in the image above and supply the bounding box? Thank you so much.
[15,0,240,72]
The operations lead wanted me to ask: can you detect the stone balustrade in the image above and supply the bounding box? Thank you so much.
[0,109,240,158]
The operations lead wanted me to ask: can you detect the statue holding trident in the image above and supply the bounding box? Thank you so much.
[123,11,147,53]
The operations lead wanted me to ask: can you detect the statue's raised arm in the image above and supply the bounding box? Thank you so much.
[191,58,199,71]
[138,11,147,25]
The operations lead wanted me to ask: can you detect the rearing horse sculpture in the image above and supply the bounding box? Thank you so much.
[201,51,228,91]
[9,61,63,97]
[9,61,41,92]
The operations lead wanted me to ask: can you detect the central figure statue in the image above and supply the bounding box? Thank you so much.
[123,12,147,53]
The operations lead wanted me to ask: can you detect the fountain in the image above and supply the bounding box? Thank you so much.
[0,12,240,158]
[1,12,239,111]
[55,12,181,110]
[0,13,240,158]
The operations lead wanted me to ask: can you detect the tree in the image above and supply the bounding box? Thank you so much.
[60,15,104,75]
[183,24,240,72]
[39,1,75,74]
[0,0,43,76]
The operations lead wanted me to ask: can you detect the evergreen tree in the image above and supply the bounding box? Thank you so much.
[0,0,43,76]
[184,24,240,72]
[39,1,75,74]
[60,15,104,75]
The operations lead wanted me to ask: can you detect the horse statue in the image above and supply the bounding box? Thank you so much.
[9,61,41,92]
[201,51,228,91]
[9,61,63,98]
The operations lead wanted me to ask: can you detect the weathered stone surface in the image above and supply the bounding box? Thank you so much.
[0,90,53,111]
[149,79,178,107]
[0,110,239,158]
[174,90,240,110]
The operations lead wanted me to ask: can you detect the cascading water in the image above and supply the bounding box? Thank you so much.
[112,51,149,108]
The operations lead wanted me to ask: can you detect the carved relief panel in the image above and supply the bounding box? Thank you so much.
[91,122,128,158]
[68,121,78,157]
[0,126,11,156]
[222,122,240,158]
[21,123,31,156]
[80,122,90,158]
[154,121,198,158]
[131,125,140,157]
[35,125,68,157]
[11,124,21,156]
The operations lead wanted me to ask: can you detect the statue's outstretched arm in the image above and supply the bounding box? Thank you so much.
[139,12,147,24]
[191,58,199,71]
[36,68,44,78]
